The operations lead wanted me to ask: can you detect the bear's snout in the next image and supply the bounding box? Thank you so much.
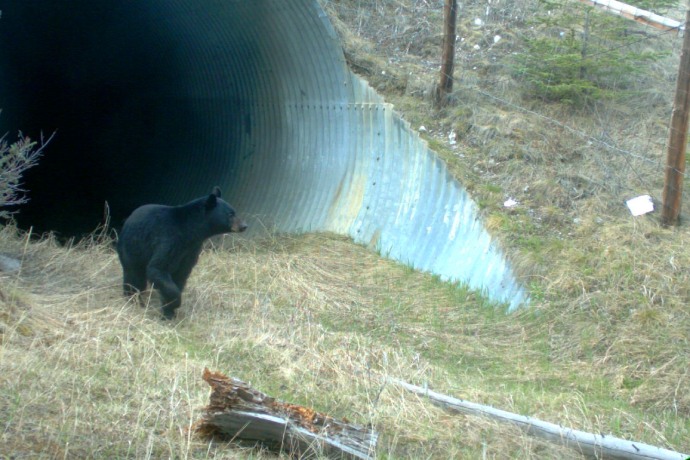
[232,217,248,233]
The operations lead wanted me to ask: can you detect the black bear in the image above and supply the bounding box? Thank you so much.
[117,186,247,319]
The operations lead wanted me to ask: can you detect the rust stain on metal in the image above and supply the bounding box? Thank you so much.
[325,172,368,233]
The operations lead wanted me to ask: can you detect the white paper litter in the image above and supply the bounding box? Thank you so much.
[504,198,518,208]
[626,195,654,216]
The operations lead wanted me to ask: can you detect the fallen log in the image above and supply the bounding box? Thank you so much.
[195,369,377,459]
[390,378,689,460]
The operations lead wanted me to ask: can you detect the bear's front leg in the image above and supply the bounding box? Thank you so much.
[146,265,182,319]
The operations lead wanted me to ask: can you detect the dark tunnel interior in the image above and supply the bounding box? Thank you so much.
[1,2,244,237]
[0,1,528,308]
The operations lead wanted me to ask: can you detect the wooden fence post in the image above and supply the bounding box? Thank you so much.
[662,5,690,225]
[436,0,458,107]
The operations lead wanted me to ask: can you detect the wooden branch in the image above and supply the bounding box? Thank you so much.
[195,369,377,459]
[576,0,683,33]
[390,378,689,460]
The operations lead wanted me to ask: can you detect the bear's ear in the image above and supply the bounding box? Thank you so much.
[212,186,222,198]
[205,192,218,210]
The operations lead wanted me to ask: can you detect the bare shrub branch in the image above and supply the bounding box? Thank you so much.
[0,131,52,218]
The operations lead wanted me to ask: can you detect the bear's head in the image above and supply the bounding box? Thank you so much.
[205,186,248,235]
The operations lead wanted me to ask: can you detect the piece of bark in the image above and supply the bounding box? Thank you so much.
[390,378,689,460]
[195,369,377,459]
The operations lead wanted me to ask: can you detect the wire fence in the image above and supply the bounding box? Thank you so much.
[323,0,687,213]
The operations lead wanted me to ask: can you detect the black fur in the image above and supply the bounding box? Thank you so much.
[117,186,247,319]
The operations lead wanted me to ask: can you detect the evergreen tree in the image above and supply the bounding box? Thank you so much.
[513,0,670,107]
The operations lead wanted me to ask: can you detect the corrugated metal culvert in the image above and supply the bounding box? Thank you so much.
[1,0,527,310]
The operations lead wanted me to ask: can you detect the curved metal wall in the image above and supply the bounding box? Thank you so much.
[0,0,527,310]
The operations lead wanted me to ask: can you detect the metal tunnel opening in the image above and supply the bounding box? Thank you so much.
[1,1,273,235]
[1,0,528,310]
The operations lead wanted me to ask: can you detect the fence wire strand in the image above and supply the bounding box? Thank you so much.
[325,0,688,204]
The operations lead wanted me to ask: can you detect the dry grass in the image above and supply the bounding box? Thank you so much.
[1,220,689,458]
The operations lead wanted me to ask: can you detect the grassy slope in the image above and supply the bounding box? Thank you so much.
[0,227,577,459]
[2,0,690,458]
[326,0,690,441]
